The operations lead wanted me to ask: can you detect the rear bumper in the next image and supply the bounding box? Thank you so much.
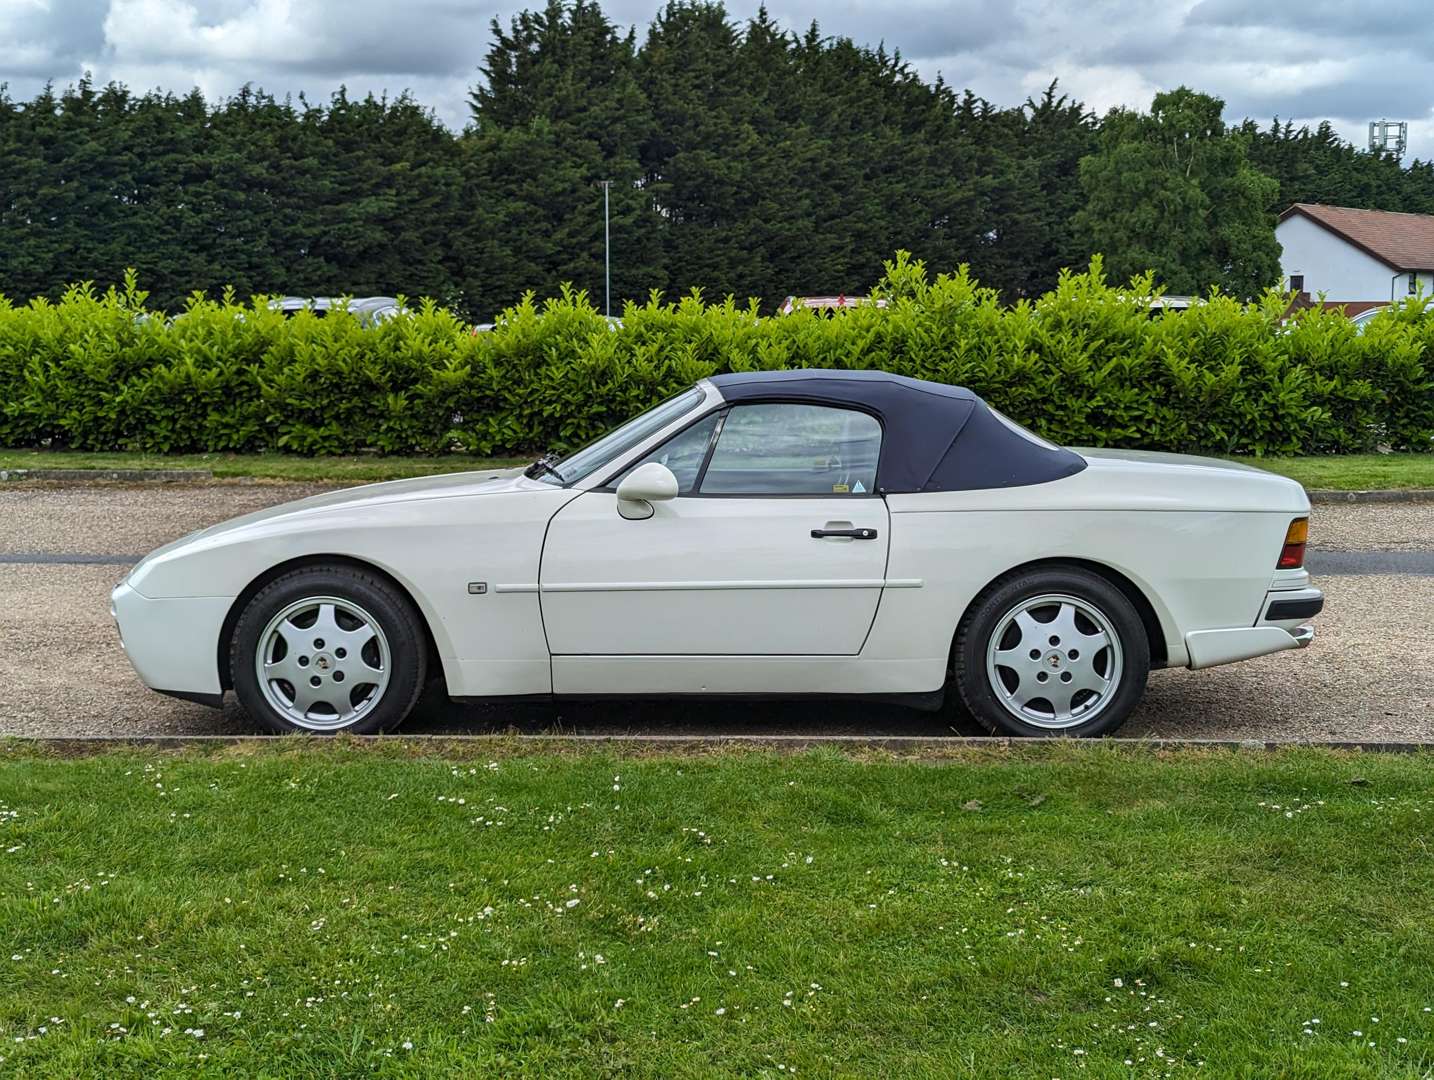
[1185,623,1314,669]
[1265,594,1324,621]
[1260,585,1324,628]
[111,582,230,697]
[1184,581,1321,670]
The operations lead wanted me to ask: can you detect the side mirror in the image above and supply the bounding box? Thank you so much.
[615,462,679,520]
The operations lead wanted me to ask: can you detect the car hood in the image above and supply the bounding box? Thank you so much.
[132,467,536,567]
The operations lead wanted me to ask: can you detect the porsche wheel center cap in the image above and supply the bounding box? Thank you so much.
[314,654,333,672]
[1044,652,1063,670]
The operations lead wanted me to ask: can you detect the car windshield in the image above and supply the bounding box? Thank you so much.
[536,387,706,485]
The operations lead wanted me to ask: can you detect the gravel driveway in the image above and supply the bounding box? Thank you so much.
[1,481,1429,740]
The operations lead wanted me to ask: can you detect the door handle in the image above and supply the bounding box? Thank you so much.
[811,527,878,540]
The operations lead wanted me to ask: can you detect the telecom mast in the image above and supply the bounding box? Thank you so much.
[1368,119,1408,160]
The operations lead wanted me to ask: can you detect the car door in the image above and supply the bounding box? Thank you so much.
[539,401,890,659]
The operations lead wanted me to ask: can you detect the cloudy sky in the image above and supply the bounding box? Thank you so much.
[4,0,1434,159]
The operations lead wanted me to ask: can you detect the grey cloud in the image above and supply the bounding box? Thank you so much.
[2,0,110,77]
[2,0,1432,159]
[1215,71,1429,128]
[1187,0,1434,45]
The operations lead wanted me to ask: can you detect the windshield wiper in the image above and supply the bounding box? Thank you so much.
[523,452,567,483]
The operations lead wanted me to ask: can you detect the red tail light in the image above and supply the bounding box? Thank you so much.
[1278,517,1309,569]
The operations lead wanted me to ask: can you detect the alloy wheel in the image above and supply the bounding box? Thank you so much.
[984,592,1124,729]
[254,595,391,731]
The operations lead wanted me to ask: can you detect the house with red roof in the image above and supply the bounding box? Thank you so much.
[1276,203,1434,317]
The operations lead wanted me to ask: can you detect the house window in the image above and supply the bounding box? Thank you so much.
[1289,274,1304,293]
[1410,273,1419,296]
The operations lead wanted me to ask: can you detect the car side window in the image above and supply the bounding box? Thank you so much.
[698,403,880,495]
[611,411,721,495]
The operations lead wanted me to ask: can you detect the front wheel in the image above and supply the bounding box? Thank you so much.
[952,567,1150,737]
[230,565,428,734]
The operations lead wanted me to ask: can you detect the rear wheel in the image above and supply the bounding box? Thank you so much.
[952,567,1150,737]
[230,566,427,734]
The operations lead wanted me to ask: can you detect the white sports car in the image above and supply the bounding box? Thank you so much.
[111,370,1323,738]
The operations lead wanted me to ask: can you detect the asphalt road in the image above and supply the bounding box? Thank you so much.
[1,481,1430,740]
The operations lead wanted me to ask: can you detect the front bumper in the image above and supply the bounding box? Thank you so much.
[111,582,230,700]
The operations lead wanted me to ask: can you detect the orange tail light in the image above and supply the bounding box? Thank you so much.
[1278,517,1309,569]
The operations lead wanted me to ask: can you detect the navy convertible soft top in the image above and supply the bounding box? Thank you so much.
[708,369,1086,494]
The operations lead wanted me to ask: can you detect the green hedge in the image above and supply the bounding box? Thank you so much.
[2,257,1432,457]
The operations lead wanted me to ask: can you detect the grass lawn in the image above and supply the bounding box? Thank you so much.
[0,450,525,483]
[2,448,1432,489]
[1232,453,1434,491]
[2,743,1434,1077]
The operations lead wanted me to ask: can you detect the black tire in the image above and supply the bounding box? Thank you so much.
[951,565,1150,738]
[230,565,428,735]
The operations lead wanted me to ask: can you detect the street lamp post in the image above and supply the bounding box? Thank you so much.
[598,179,612,318]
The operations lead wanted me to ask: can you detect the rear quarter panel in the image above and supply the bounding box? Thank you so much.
[873,504,1299,671]
[881,452,1309,674]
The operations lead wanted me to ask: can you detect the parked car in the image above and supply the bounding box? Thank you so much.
[112,370,1321,738]
[473,316,621,334]
[1349,307,1385,334]
[779,295,888,315]
[1146,295,1199,314]
[271,296,406,325]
